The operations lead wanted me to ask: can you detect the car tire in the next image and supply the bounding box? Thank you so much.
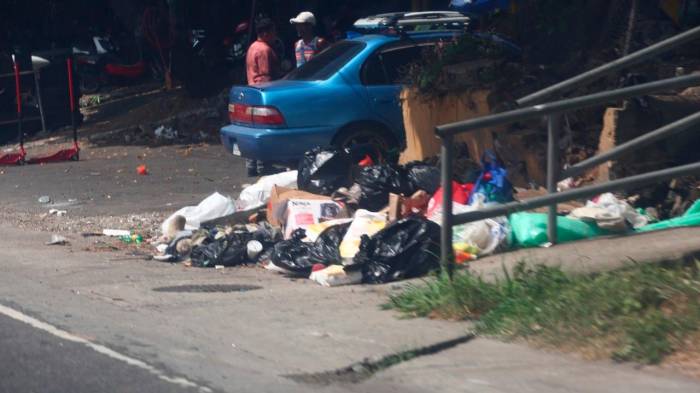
[333,124,396,156]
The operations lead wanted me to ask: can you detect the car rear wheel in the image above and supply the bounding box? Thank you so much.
[333,125,395,154]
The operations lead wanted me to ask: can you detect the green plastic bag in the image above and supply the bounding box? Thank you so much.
[508,212,607,248]
[636,200,700,233]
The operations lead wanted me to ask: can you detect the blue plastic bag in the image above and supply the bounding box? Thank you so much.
[469,150,513,204]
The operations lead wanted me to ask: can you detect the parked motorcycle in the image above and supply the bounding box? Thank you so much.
[73,34,159,94]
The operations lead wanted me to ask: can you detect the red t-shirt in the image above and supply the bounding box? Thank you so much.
[246,39,279,85]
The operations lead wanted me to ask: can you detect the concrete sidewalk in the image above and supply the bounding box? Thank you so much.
[470,226,700,281]
[0,224,698,392]
[362,338,699,393]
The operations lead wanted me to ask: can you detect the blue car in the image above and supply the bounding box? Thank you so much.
[220,16,515,166]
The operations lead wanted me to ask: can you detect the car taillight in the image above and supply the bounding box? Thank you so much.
[229,103,285,126]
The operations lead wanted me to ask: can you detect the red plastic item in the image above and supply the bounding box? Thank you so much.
[27,145,80,164]
[433,181,473,205]
[137,164,148,175]
[426,181,474,218]
[0,149,26,165]
[104,61,146,78]
[358,154,374,167]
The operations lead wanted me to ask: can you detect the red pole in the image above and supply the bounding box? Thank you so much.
[13,61,21,115]
[13,58,25,156]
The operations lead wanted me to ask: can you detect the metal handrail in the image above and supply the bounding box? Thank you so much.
[435,26,700,277]
[436,74,700,276]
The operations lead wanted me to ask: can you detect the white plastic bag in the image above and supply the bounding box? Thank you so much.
[238,170,298,211]
[453,219,508,256]
[309,265,362,287]
[582,193,648,229]
[428,195,508,257]
[161,192,236,233]
[339,210,387,264]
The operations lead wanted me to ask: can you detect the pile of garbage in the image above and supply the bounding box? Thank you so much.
[150,147,700,287]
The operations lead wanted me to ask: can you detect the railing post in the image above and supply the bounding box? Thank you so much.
[440,133,455,279]
[547,114,562,244]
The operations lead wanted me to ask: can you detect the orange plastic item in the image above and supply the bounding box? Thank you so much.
[136,164,148,175]
[358,154,374,167]
[455,251,476,264]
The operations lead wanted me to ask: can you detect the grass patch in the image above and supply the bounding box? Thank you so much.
[386,261,700,364]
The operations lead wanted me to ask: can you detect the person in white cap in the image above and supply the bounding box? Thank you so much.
[290,11,328,68]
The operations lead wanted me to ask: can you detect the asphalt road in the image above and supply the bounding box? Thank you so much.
[0,313,209,393]
[0,143,250,217]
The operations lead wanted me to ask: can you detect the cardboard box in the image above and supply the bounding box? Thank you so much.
[267,186,333,227]
[284,199,348,239]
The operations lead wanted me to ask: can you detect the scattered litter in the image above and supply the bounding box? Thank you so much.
[298,148,352,196]
[269,229,314,275]
[246,240,264,260]
[283,199,347,239]
[103,229,131,237]
[238,170,298,211]
[469,151,513,204]
[49,209,67,217]
[356,217,441,284]
[310,265,362,287]
[162,192,236,233]
[308,222,351,266]
[120,234,144,244]
[339,210,387,264]
[133,141,700,289]
[46,235,68,246]
[154,125,178,140]
[164,215,186,239]
[509,212,607,248]
[637,200,700,232]
[137,164,148,175]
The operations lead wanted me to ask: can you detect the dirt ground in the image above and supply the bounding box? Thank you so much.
[0,84,246,238]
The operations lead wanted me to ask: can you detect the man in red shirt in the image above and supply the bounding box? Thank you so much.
[246,18,279,85]
[245,18,280,176]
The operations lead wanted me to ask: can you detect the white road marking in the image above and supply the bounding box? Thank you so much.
[0,304,212,393]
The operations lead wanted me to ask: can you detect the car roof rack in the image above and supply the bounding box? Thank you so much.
[353,11,470,34]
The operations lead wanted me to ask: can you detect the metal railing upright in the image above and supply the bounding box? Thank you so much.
[436,25,700,276]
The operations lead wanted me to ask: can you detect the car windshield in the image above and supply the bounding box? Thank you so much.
[285,41,366,81]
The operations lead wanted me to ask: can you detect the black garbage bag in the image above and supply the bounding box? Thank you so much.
[298,147,352,196]
[270,229,314,275]
[405,161,441,194]
[308,222,352,266]
[354,217,441,284]
[251,222,283,248]
[190,231,252,268]
[356,164,412,211]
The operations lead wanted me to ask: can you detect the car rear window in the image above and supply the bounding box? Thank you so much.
[285,41,366,81]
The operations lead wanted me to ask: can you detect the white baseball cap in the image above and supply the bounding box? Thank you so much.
[290,11,316,26]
